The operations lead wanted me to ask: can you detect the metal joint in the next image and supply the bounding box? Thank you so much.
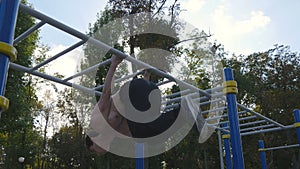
[223,80,237,87]
[222,134,230,139]
[223,80,238,94]
[223,87,238,94]
[0,42,17,62]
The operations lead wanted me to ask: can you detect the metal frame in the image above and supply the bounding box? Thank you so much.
[0,2,298,169]
[257,110,300,169]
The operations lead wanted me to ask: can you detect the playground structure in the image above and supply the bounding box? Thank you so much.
[0,0,299,168]
[257,109,300,169]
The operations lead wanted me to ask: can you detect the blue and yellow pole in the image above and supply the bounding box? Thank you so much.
[136,143,144,169]
[293,109,300,145]
[0,0,19,114]
[258,140,267,169]
[222,123,232,169]
[223,68,245,169]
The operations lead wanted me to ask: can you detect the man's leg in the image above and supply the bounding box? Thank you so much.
[127,107,180,138]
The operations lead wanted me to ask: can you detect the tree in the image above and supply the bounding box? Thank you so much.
[0,0,42,168]
[107,0,182,72]
[46,88,96,168]
[223,45,300,168]
[80,1,225,168]
[158,29,225,169]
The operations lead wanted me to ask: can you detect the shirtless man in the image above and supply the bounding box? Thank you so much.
[86,55,180,155]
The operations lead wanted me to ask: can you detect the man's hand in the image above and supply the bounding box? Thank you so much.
[143,69,151,81]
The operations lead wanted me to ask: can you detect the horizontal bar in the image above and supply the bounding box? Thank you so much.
[31,40,86,71]
[162,95,187,105]
[260,144,299,152]
[241,125,294,136]
[213,126,230,133]
[219,114,255,125]
[202,107,227,115]
[162,89,224,106]
[223,120,266,130]
[93,71,140,91]
[14,20,46,44]
[89,33,215,100]
[199,97,225,106]
[94,72,173,91]
[162,104,179,111]
[204,86,223,93]
[163,89,191,99]
[237,103,285,128]
[206,115,226,121]
[238,110,250,116]
[162,87,223,107]
[10,63,101,96]
[156,79,173,87]
[197,94,225,104]
[240,120,266,128]
[114,72,140,83]
[19,4,89,42]
[210,92,224,98]
[162,93,199,110]
[64,59,111,82]
[164,91,201,104]
[238,115,257,121]
[163,93,224,113]
[20,4,215,99]
[240,124,275,132]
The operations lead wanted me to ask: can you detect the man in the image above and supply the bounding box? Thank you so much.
[86,55,180,155]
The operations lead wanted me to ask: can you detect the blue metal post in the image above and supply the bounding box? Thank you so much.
[222,123,232,169]
[136,143,144,169]
[258,140,267,169]
[223,68,245,169]
[293,109,300,145]
[0,0,20,112]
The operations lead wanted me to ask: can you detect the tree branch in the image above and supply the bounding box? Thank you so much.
[169,34,213,48]
[152,0,167,17]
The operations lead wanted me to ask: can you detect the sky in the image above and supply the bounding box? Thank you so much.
[27,0,300,55]
[24,0,300,79]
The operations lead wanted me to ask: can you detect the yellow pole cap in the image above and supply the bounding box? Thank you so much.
[294,122,300,128]
[223,80,237,87]
[222,134,230,139]
[0,42,17,62]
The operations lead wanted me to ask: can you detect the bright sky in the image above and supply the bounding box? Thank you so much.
[27,0,300,56]
[25,0,300,82]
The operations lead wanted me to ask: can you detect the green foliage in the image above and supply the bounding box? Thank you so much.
[162,129,220,169]
[81,1,224,168]
[48,126,92,168]
[0,0,43,168]
[223,45,300,168]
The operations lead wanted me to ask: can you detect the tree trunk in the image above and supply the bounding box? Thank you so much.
[41,111,49,169]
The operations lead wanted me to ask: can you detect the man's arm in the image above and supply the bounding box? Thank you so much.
[98,55,123,114]
[143,69,151,81]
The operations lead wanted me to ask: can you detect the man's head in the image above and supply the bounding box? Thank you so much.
[129,78,160,111]
[113,78,162,117]
[85,135,107,155]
